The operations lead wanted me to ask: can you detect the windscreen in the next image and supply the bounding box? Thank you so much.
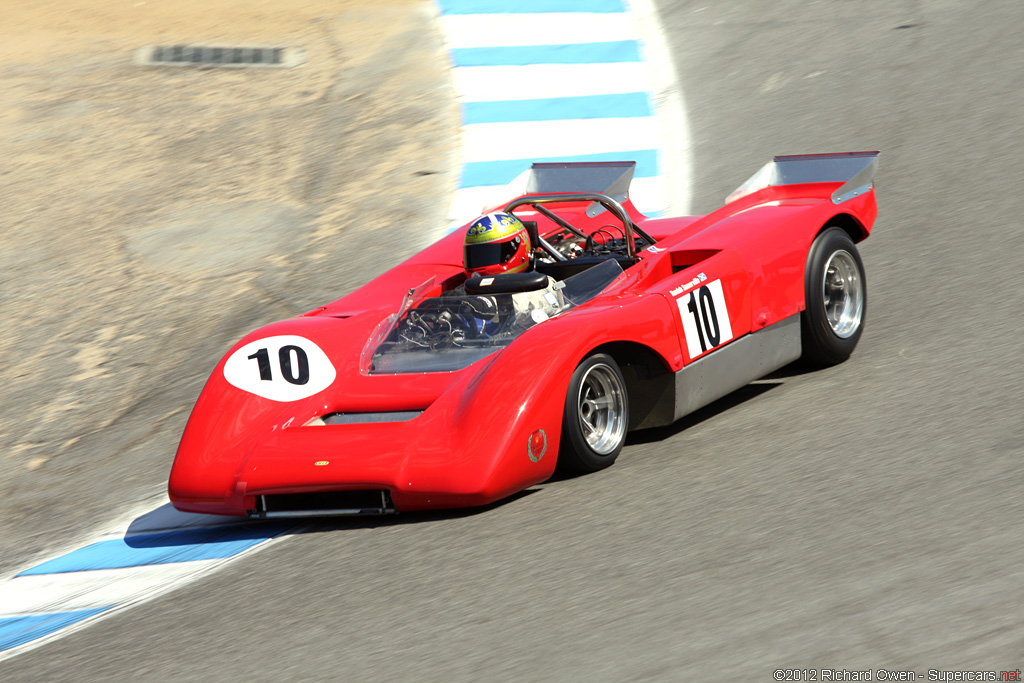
[369,259,623,373]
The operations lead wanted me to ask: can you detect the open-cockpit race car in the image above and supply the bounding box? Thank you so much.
[169,153,879,518]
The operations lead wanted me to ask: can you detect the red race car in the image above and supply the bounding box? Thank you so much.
[169,152,879,518]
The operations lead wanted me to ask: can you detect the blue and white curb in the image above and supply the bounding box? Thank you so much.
[435,0,692,230]
[0,503,290,659]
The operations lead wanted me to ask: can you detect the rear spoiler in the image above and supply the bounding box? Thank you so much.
[726,152,879,205]
[510,161,635,218]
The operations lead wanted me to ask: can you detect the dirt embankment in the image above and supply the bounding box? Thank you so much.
[0,0,457,574]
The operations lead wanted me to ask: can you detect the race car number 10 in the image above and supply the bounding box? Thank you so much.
[223,335,337,402]
[248,346,308,385]
[677,279,734,359]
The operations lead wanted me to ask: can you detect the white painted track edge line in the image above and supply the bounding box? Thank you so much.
[451,63,653,101]
[460,117,662,161]
[440,12,640,48]
[0,562,221,615]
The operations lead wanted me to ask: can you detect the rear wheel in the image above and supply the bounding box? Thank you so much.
[557,353,629,475]
[801,227,866,365]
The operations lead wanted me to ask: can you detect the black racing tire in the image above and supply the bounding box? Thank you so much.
[557,353,629,476]
[801,226,867,366]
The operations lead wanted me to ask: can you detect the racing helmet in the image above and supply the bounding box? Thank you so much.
[463,212,532,277]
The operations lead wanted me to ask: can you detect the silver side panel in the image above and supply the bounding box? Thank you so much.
[673,314,802,421]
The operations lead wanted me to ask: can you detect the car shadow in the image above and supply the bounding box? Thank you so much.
[542,380,784,483]
[295,489,540,535]
[123,504,293,547]
[627,380,783,445]
[123,489,541,546]
[763,359,821,379]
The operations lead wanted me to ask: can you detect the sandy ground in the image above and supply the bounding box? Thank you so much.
[0,0,457,574]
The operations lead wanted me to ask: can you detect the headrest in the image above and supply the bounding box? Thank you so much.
[464,271,550,295]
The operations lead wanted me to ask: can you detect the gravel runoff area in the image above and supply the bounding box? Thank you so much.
[0,0,458,576]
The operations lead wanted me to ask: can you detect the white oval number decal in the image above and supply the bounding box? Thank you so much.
[223,335,336,402]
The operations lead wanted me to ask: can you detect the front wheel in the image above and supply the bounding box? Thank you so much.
[557,353,629,475]
[801,227,867,366]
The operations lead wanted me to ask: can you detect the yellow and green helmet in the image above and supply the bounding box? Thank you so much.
[463,212,532,276]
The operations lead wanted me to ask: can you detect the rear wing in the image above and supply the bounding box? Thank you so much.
[509,161,636,218]
[726,152,879,205]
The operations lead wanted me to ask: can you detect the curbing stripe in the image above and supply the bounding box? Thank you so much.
[450,175,667,227]
[440,12,638,48]
[460,117,660,164]
[0,607,112,652]
[451,63,652,101]
[451,41,641,67]
[462,93,652,124]
[17,525,286,576]
[460,149,659,189]
[439,0,626,14]
[0,563,222,613]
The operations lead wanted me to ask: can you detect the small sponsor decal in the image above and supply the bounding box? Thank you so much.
[669,272,707,297]
[480,277,494,287]
[467,212,519,237]
[314,461,329,466]
[528,429,547,463]
[646,245,664,253]
[467,222,494,237]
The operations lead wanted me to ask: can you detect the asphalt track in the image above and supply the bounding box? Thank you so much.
[5,0,1024,680]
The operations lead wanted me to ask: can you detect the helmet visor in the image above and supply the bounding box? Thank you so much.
[464,239,520,271]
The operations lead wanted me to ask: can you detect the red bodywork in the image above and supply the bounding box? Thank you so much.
[169,157,878,517]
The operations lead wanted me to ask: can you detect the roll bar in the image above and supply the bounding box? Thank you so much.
[503,192,655,260]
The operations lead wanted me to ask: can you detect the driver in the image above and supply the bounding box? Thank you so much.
[459,212,565,330]
[463,211,533,277]
[396,212,565,351]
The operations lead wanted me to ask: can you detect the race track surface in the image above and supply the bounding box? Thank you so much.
[4,0,1024,679]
